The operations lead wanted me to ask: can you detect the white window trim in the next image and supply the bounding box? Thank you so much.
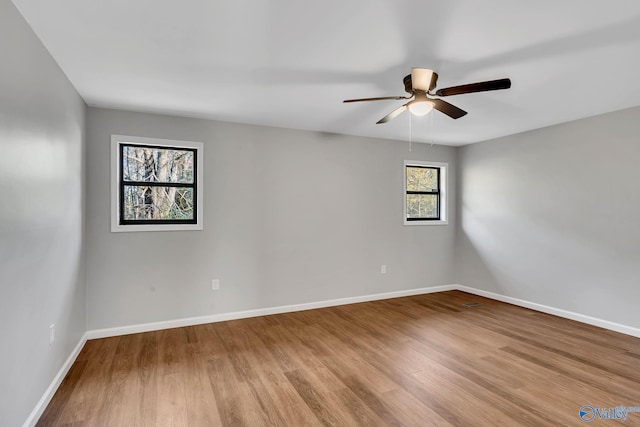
[110,134,204,232]
[404,160,448,226]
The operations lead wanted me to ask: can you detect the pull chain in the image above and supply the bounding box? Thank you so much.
[409,112,412,152]
[430,109,434,147]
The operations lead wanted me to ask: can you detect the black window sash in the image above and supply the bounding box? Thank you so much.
[119,143,198,225]
[406,166,440,221]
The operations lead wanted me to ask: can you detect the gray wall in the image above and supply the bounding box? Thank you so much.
[0,1,86,426]
[86,108,457,330]
[456,106,640,328]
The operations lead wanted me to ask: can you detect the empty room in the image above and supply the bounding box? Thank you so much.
[3,0,640,425]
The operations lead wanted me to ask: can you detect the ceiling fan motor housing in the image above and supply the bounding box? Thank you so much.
[404,71,439,94]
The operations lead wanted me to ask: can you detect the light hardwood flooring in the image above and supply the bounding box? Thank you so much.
[37,291,640,426]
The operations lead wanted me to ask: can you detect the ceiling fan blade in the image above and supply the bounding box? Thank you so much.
[343,96,408,103]
[377,105,407,124]
[433,99,467,119]
[435,78,511,97]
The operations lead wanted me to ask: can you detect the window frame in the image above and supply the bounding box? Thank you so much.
[404,160,448,226]
[111,135,204,232]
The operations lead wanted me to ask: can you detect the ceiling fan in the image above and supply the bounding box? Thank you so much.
[343,68,511,124]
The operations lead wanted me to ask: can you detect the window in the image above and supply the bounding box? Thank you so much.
[111,135,203,232]
[404,160,447,225]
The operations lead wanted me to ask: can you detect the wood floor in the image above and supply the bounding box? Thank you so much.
[38,291,640,426]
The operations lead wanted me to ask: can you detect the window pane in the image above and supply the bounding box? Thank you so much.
[123,185,194,220]
[406,167,438,192]
[407,194,439,219]
[122,145,194,183]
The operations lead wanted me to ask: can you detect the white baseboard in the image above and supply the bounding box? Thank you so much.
[22,333,88,427]
[85,283,640,341]
[457,285,640,338]
[86,284,457,339]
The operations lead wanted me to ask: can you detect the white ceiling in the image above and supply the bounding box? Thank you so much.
[12,0,640,145]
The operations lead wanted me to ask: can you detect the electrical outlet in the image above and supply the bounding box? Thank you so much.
[381,264,387,274]
[211,279,220,291]
[49,324,55,345]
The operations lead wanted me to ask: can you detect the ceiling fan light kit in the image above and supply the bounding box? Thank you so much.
[409,101,433,116]
[344,67,511,124]
[407,100,434,116]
